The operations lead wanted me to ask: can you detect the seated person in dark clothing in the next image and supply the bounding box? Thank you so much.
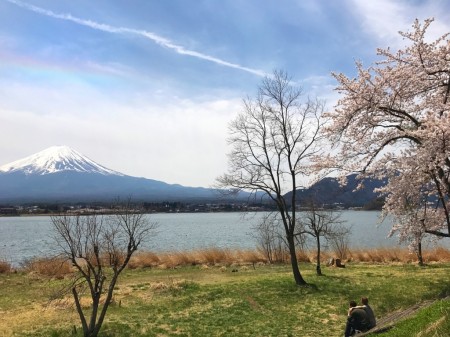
[360,297,376,329]
[351,297,376,329]
[344,300,371,337]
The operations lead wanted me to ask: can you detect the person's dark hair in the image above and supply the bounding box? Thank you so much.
[361,297,369,305]
[349,300,357,307]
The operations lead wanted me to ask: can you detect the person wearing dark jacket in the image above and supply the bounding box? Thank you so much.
[344,300,370,336]
[361,297,376,329]
[351,297,376,329]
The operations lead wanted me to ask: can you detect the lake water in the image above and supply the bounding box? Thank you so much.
[0,211,443,266]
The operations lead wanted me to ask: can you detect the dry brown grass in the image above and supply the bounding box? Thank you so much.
[129,248,269,268]
[23,257,73,278]
[128,251,161,268]
[235,249,267,265]
[296,250,311,263]
[128,246,450,269]
[0,259,12,273]
[150,279,192,292]
[49,293,114,310]
[16,247,450,276]
[346,246,450,264]
[423,247,450,262]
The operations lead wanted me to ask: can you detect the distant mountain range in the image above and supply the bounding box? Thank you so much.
[0,146,385,207]
[0,146,227,204]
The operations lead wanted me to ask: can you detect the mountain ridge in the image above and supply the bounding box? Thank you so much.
[0,146,224,203]
[0,146,385,206]
[292,174,385,209]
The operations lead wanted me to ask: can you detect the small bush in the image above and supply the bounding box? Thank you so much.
[0,259,11,273]
[296,250,311,263]
[22,257,72,278]
[424,247,450,263]
[129,252,160,268]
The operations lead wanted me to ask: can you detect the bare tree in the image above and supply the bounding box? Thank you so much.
[251,213,289,264]
[51,201,157,337]
[328,225,351,261]
[217,70,325,285]
[296,199,344,275]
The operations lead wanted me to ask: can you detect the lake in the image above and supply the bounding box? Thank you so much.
[0,210,442,266]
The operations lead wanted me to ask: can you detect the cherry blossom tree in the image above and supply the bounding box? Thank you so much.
[217,70,325,285]
[324,19,450,240]
[387,193,431,266]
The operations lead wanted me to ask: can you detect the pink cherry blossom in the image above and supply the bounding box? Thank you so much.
[324,19,450,240]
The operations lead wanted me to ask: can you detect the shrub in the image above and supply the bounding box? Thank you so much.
[424,247,450,263]
[129,252,160,268]
[22,257,72,278]
[0,259,11,273]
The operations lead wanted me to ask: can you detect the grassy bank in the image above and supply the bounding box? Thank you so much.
[380,298,450,337]
[1,254,449,337]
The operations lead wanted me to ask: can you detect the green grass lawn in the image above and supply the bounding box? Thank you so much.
[378,299,450,337]
[1,262,449,337]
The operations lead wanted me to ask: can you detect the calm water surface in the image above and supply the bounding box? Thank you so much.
[0,211,432,266]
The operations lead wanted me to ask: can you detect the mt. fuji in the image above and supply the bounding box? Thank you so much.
[0,146,222,203]
[0,146,123,176]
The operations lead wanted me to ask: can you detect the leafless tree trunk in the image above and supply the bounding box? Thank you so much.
[296,199,345,275]
[217,70,325,285]
[51,200,157,337]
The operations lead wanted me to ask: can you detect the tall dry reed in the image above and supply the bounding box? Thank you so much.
[22,257,73,278]
[129,248,269,268]
[128,246,450,269]
[12,247,450,274]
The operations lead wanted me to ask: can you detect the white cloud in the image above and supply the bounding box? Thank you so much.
[302,75,339,105]
[349,0,450,49]
[0,81,241,187]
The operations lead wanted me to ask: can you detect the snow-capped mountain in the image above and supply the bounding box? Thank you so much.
[0,146,224,203]
[0,146,123,176]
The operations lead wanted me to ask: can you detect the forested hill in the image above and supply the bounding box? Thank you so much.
[291,174,385,209]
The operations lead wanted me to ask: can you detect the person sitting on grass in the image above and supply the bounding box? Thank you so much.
[349,297,376,329]
[344,300,370,337]
[360,297,376,329]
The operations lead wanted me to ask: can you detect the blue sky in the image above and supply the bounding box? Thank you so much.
[1,0,449,187]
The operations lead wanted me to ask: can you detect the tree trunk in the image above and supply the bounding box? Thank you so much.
[417,241,424,266]
[72,288,88,336]
[287,237,307,285]
[316,236,322,276]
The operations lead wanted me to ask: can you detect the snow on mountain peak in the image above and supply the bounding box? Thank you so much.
[0,146,124,176]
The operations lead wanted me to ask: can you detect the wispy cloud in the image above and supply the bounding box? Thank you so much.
[7,0,267,77]
[349,0,450,49]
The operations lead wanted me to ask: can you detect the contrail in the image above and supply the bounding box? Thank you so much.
[7,0,267,77]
